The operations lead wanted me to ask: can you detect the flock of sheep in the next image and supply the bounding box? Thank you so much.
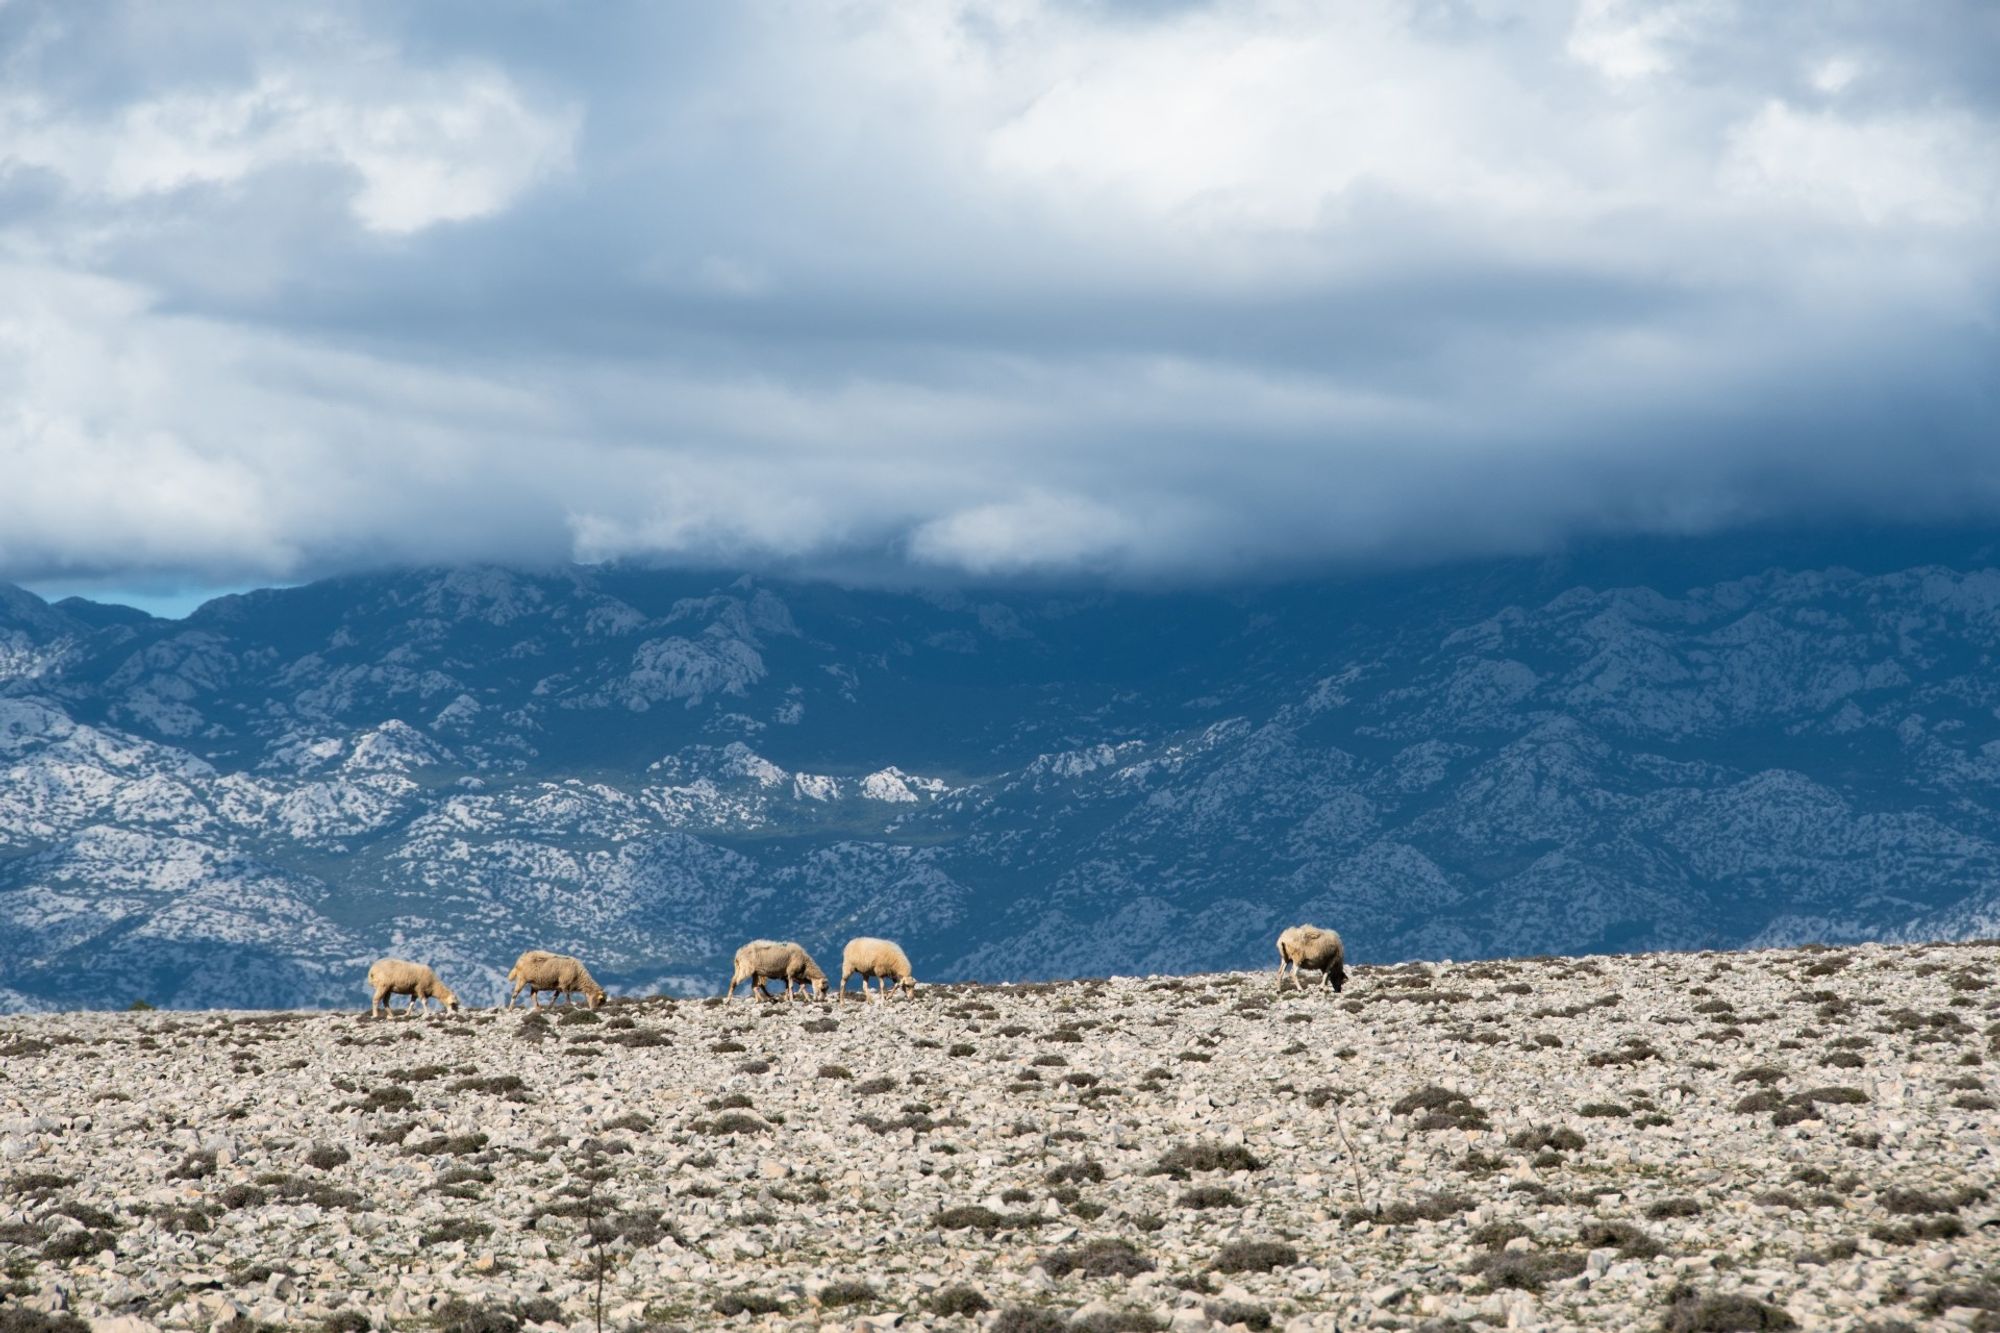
[363,924,1346,1017]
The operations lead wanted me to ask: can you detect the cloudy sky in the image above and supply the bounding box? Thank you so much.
[3,1,1996,610]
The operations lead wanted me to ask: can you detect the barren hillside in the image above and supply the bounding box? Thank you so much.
[2,941,1997,1331]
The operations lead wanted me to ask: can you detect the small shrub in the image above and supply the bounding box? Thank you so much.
[155,1206,213,1234]
[1579,1102,1630,1118]
[1178,1185,1243,1210]
[408,1132,488,1156]
[1211,1239,1298,1273]
[420,1218,493,1246]
[168,1150,218,1181]
[1380,1192,1473,1225]
[936,1205,1039,1233]
[1870,1217,1965,1244]
[1576,1220,1662,1258]
[306,1145,350,1170]
[989,1308,1067,1333]
[1879,1188,1957,1215]
[1657,1284,1798,1332]
[1920,1281,2000,1316]
[1391,1085,1489,1131]
[853,1076,897,1094]
[1646,1198,1703,1219]
[0,1311,92,1333]
[1045,1159,1105,1186]
[1733,1065,1787,1086]
[50,1202,116,1230]
[712,1293,783,1317]
[926,1285,991,1317]
[1469,1221,1529,1249]
[1042,1237,1153,1278]
[817,1280,876,1309]
[41,1230,113,1261]
[1508,1126,1585,1153]
[1466,1250,1587,1292]
[1149,1142,1263,1178]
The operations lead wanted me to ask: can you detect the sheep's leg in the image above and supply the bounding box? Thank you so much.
[371,988,386,1019]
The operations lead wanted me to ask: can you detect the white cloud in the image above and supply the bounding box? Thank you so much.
[0,51,574,235]
[1565,0,1722,81]
[908,493,1150,574]
[1722,101,1997,228]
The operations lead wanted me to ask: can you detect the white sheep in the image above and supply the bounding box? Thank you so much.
[725,940,827,1001]
[366,958,461,1018]
[840,937,917,1001]
[1275,925,1347,993]
[505,950,608,1010]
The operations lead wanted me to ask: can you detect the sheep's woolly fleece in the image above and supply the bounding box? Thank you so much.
[506,952,607,1010]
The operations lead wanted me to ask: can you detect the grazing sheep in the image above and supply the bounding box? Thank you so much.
[505,950,608,1010]
[725,940,827,1001]
[1276,925,1347,993]
[366,959,461,1018]
[840,937,917,1001]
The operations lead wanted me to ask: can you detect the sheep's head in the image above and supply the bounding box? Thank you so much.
[805,973,828,1000]
[900,976,919,999]
[435,984,461,1012]
[586,985,608,1010]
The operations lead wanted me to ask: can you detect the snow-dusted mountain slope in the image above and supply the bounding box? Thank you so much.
[6,531,2000,1010]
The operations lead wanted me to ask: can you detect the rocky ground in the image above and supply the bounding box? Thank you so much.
[2,943,1998,1333]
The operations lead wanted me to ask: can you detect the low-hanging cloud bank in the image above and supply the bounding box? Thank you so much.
[1,1,1995,592]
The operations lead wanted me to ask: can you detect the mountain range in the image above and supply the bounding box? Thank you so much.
[5,526,2000,1011]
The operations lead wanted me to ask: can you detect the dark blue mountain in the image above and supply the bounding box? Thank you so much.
[5,527,2000,1010]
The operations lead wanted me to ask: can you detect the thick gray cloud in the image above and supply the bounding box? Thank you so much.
[1,0,1995,595]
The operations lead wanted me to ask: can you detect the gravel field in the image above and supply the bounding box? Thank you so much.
[3,941,1998,1332]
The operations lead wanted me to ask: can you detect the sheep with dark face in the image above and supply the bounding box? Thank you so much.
[505,950,608,1009]
[367,959,461,1018]
[725,940,827,1001]
[840,937,917,1001]
[1276,925,1347,993]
